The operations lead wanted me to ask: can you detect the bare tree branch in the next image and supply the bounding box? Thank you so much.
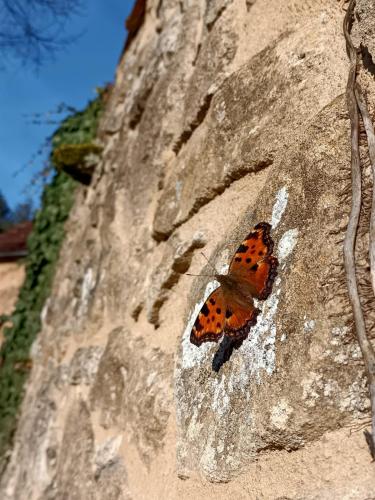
[0,0,84,68]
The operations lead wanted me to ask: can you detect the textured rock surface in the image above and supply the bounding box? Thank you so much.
[0,263,25,316]
[1,0,375,498]
[0,262,25,344]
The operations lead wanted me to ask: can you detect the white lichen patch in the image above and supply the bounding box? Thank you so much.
[78,267,96,317]
[239,282,280,384]
[159,17,181,57]
[330,326,352,349]
[331,326,350,337]
[333,351,348,365]
[339,375,370,414]
[304,319,315,333]
[199,429,218,477]
[351,345,362,360]
[215,100,226,123]
[181,280,220,370]
[301,372,323,407]
[211,374,230,416]
[146,372,157,387]
[323,379,339,398]
[270,399,293,429]
[301,373,340,407]
[271,186,289,228]
[186,405,205,441]
[94,435,123,474]
[277,228,298,264]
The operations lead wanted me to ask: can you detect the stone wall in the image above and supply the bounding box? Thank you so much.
[1,0,375,498]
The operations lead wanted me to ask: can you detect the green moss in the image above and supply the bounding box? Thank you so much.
[52,143,103,169]
[0,91,105,471]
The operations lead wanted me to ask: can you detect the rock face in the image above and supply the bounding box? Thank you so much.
[0,263,25,345]
[0,263,25,318]
[2,0,375,498]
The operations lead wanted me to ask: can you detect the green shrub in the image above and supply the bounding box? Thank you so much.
[0,91,104,471]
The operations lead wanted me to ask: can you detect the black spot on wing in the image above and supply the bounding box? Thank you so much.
[225,309,233,319]
[201,303,209,316]
[209,298,216,305]
[194,319,203,331]
[250,263,259,271]
[235,257,242,262]
[237,244,248,253]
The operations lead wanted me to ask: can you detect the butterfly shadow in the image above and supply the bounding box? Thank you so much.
[212,336,245,372]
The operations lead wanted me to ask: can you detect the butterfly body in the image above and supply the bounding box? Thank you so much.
[190,222,278,347]
[216,273,258,307]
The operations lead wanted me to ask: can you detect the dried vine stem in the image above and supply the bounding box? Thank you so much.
[343,0,375,459]
[355,87,375,294]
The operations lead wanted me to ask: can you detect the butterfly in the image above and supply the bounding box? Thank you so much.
[190,222,278,347]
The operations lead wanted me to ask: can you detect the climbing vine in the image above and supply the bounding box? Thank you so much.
[343,0,375,458]
[0,91,105,471]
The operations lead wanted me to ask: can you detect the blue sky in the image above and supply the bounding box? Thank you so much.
[0,0,134,211]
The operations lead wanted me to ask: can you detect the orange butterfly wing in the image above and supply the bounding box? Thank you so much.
[224,301,260,341]
[190,287,226,346]
[229,222,278,300]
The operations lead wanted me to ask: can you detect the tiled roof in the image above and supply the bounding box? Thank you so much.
[0,221,33,261]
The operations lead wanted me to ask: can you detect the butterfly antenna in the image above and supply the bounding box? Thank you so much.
[184,252,216,278]
[185,273,213,277]
[200,251,217,274]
